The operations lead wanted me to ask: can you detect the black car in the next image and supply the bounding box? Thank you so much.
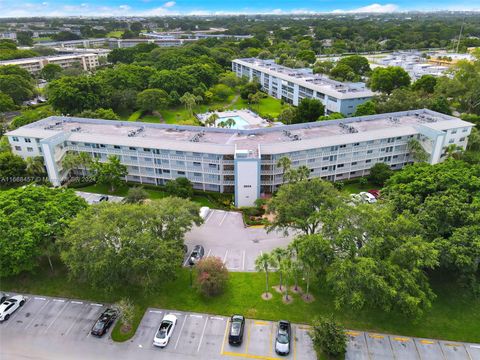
[91,308,118,337]
[228,315,245,345]
[188,245,205,266]
[274,320,291,355]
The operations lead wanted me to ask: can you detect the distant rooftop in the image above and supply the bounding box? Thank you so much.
[8,109,473,155]
[0,53,97,65]
[234,58,375,100]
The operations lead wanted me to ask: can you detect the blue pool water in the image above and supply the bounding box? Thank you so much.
[215,115,250,129]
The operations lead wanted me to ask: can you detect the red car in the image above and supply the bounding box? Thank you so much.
[368,189,381,199]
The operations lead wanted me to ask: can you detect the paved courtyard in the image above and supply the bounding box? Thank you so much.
[185,209,293,271]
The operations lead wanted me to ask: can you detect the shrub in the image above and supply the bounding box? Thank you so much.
[358,177,368,186]
[165,177,194,198]
[368,163,393,186]
[195,256,229,297]
[333,181,345,191]
[124,186,148,203]
[310,316,347,358]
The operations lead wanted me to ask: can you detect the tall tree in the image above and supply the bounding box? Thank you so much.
[137,88,170,114]
[295,98,325,123]
[60,199,202,292]
[267,178,341,235]
[255,252,276,298]
[180,92,198,118]
[91,155,127,192]
[369,66,411,94]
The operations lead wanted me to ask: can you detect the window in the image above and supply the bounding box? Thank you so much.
[353,143,360,146]
[337,164,344,168]
[27,147,33,152]
[451,130,457,134]
[143,148,151,152]
[244,185,252,188]
[460,137,465,142]
[130,156,137,161]
[352,162,357,165]
[448,139,454,144]
[25,138,31,143]
[163,170,170,174]
[321,166,328,170]
[339,144,346,149]
[114,145,121,149]
[15,146,21,151]
[367,150,373,154]
[12,136,19,142]
[178,171,185,175]
[129,147,137,151]
[462,128,468,133]
[366,159,371,163]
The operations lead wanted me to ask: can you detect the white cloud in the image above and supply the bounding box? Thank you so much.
[163,1,175,8]
[272,9,283,14]
[332,3,399,13]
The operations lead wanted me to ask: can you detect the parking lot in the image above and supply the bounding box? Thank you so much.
[75,191,124,204]
[133,307,315,360]
[185,209,293,272]
[345,330,480,360]
[2,293,480,360]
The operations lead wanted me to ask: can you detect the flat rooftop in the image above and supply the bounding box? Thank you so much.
[0,53,97,65]
[8,109,473,155]
[234,58,375,99]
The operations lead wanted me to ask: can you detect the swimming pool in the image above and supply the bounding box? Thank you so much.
[215,115,250,130]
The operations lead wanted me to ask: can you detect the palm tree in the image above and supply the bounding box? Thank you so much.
[77,152,92,175]
[444,144,464,160]
[288,239,303,292]
[276,156,291,183]
[255,252,276,298]
[407,139,429,162]
[271,247,288,291]
[225,118,236,128]
[279,258,292,301]
[61,153,80,174]
[205,113,219,127]
[25,156,45,177]
[180,92,198,118]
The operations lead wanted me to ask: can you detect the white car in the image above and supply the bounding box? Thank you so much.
[360,192,377,204]
[153,314,178,347]
[0,295,25,321]
[199,206,210,220]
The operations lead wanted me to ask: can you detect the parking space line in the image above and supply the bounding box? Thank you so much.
[174,316,187,349]
[64,303,89,336]
[269,323,273,356]
[393,337,410,342]
[71,301,83,305]
[34,297,47,301]
[293,328,297,360]
[254,321,268,325]
[245,321,252,354]
[346,331,360,336]
[420,340,436,344]
[211,316,224,321]
[242,250,246,271]
[90,303,102,307]
[171,312,182,316]
[220,317,230,355]
[204,210,214,223]
[24,300,51,330]
[219,212,228,226]
[368,333,384,339]
[223,250,229,263]
[149,310,162,314]
[221,352,282,360]
[44,301,70,333]
[471,345,480,349]
[207,249,212,257]
[197,317,209,352]
[190,314,203,318]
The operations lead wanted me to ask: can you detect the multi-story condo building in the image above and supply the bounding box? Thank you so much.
[232,58,375,116]
[0,32,17,40]
[6,109,474,207]
[0,53,99,74]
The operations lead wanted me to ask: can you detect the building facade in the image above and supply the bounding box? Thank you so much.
[0,53,100,74]
[232,58,375,116]
[6,109,474,207]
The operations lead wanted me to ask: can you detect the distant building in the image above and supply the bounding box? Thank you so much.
[0,53,100,74]
[0,32,17,41]
[6,109,473,207]
[232,58,374,116]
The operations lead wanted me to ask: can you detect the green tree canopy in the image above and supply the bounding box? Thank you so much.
[0,186,87,277]
[136,88,170,114]
[295,98,325,123]
[90,155,127,192]
[60,198,202,292]
[369,66,411,94]
[40,64,63,82]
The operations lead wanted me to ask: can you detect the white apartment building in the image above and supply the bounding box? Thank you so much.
[0,53,100,74]
[6,109,474,207]
[0,32,17,40]
[232,58,375,116]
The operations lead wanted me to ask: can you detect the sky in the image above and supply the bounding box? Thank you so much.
[0,0,479,17]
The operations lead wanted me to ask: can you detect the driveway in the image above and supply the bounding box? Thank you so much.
[185,209,294,271]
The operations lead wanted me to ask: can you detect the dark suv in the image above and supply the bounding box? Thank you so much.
[274,320,291,355]
[188,245,205,266]
[228,315,245,345]
[91,308,118,337]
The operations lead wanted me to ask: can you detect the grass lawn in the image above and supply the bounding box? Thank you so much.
[73,183,231,209]
[106,30,124,38]
[2,261,480,343]
[227,96,287,119]
[33,37,52,42]
[342,180,378,194]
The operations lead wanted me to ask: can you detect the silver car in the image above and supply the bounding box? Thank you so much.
[274,320,291,355]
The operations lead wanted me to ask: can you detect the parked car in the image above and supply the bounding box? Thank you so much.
[228,315,245,345]
[0,295,25,321]
[91,308,118,336]
[199,206,210,220]
[153,314,178,347]
[188,245,205,266]
[360,192,377,204]
[274,320,291,356]
[98,195,109,202]
[0,293,7,304]
[368,189,381,199]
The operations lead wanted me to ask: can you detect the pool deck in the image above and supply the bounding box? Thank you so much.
[198,109,272,130]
